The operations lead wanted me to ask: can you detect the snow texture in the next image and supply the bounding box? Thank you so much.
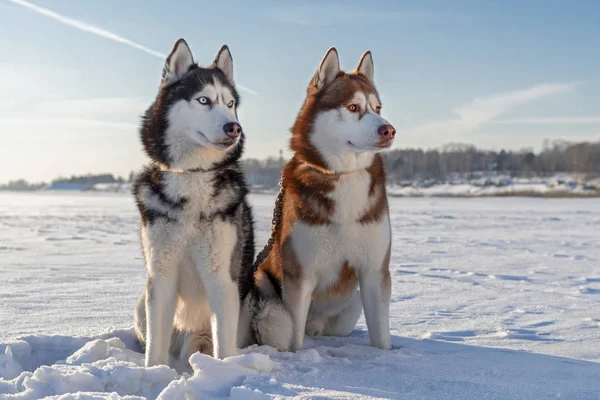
[387,174,600,197]
[79,173,600,197]
[1,192,599,399]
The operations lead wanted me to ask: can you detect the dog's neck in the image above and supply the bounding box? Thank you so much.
[296,151,375,176]
[294,152,376,177]
[153,161,218,174]
[324,151,375,174]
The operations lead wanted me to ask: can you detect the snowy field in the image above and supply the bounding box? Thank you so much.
[0,191,599,399]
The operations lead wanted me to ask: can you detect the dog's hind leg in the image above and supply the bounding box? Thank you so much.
[237,293,255,348]
[192,219,240,359]
[134,289,147,352]
[188,331,213,356]
[171,329,213,373]
[322,290,363,337]
[305,315,327,337]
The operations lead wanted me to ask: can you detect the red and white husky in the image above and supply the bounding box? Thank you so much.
[241,47,396,352]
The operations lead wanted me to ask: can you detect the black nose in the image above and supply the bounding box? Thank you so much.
[223,122,242,138]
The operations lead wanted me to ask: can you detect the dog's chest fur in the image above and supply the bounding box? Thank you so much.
[290,168,391,294]
[162,172,231,226]
[134,165,245,230]
[328,169,374,222]
[166,173,216,224]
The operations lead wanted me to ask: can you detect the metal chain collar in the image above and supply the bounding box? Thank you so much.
[253,172,286,269]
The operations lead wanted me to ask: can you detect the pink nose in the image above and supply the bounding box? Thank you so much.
[377,124,396,139]
[223,122,242,138]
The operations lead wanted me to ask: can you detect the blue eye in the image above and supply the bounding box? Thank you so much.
[227,100,234,108]
[197,96,211,105]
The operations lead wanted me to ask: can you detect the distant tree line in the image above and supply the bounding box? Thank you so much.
[2,140,598,191]
[240,140,600,188]
[242,155,285,189]
[0,179,46,191]
[0,174,128,191]
[51,174,127,185]
[380,140,600,183]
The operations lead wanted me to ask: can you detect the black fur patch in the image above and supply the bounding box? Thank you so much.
[263,269,283,299]
[133,166,185,226]
[236,199,256,301]
[212,166,246,197]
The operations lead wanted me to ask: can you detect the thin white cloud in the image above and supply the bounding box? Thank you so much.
[410,83,575,135]
[236,84,258,96]
[5,0,258,95]
[6,0,166,58]
[496,116,600,125]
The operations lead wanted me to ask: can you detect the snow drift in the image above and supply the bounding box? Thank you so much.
[1,329,599,399]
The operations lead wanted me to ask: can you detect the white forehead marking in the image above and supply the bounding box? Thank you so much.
[197,84,216,99]
[350,91,367,108]
[367,93,380,113]
[194,81,234,105]
[368,94,380,107]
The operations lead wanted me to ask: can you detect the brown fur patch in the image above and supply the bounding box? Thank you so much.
[255,186,302,287]
[286,158,339,226]
[358,154,389,224]
[317,73,378,112]
[254,242,285,285]
[312,262,358,300]
[280,237,303,283]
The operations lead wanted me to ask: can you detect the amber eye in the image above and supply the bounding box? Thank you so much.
[347,104,359,113]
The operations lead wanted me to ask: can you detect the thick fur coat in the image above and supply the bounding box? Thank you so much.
[133,39,255,371]
[244,48,396,352]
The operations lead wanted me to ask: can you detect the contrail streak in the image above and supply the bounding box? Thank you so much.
[5,0,258,95]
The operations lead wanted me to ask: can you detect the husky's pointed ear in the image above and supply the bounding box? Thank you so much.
[311,47,340,92]
[356,50,374,84]
[213,45,234,83]
[162,38,194,84]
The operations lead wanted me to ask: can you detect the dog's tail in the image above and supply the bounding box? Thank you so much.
[241,269,293,351]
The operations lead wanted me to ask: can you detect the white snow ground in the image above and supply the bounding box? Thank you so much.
[0,191,599,399]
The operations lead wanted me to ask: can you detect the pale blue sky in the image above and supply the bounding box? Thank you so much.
[0,0,599,182]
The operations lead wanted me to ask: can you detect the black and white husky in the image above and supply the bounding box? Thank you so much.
[133,38,255,370]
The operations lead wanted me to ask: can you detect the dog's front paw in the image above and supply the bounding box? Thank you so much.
[373,338,392,350]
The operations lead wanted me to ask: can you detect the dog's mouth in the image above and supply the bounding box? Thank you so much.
[197,131,237,148]
[347,140,389,151]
